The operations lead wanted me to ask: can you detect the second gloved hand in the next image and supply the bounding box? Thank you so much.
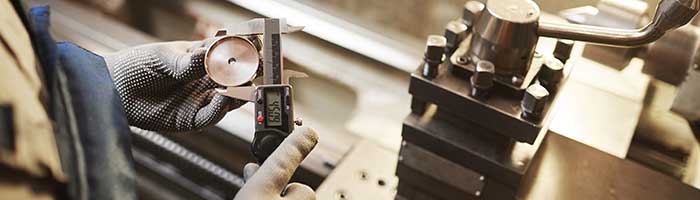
[104,41,245,132]
[235,127,319,200]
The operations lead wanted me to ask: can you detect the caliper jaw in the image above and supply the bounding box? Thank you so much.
[216,69,308,102]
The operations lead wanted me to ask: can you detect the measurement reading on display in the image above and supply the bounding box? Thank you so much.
[266,91,283,126]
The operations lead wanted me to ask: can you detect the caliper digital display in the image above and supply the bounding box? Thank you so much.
[265,90,283,127]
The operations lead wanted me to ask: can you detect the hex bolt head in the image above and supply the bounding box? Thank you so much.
[425,35,447,61]
[470,60,495,97]
[445,20,468,54]
[521,84,550,120]
[463,1,485,27]
[423,35,447,79]
[294,117,303,126]
[553,39,574,62]
[538,56,564,91]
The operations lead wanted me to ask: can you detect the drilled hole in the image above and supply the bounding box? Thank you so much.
[377,179,386,186]
[335,191,347,200]
[359,170,368,180]
[228,57,237,64]
[457,56,467,64]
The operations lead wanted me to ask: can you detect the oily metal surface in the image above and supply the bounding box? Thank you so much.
[401,112,530,188]
[205,36,259,86]
[519,131,700,200]
[398,141,485,199]
[315,140,398,200]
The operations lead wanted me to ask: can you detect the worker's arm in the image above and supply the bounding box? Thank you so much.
[104,40,244,132]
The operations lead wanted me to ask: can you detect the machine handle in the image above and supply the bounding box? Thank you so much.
[537,0,700,46]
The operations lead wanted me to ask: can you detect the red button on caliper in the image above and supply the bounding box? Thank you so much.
[257,116,264,123]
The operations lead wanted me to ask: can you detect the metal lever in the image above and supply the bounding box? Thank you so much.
[538,0,700,46]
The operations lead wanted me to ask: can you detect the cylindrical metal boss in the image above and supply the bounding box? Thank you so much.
[468,0,541,79]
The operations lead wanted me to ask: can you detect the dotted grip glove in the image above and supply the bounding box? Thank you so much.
[235,127,319,200]
[104,41,245,132]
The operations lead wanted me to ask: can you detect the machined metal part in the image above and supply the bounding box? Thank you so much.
[397,141,485,200]
[216,69,308,101]
[538,57,564,92]
[411,58,558,143]
[422,35,447,79]
[521,84,549,121]
[396,143,485,200]
[315,141,398,200]
[470,60,495,98]
[462,1,485,28]
[553,39,574,63]
[468,0,540,80]
[216,18,307,101]
[204,35,260,87]
[538,0,700,47]
[444,20,468,55]
[402,112,529,188]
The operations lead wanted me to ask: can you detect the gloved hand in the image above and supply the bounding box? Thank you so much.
[234,127,319,200]
[104,41,245,132]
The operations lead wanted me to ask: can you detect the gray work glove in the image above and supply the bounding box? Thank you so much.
[235,127,319,200]
[104,41,245,132]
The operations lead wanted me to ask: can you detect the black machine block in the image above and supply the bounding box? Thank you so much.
[402,113,528,188]
[409,64,553,143]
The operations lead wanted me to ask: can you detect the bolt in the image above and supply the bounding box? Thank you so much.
[294,117,303,126]
[511,76,524,86]
[463,1,485,27]
[470,60,495,97]
[553,40,574,62]
[538,56,564,92]
[444,20,468,55]
[423,35,447,79]
[521,84,549,121]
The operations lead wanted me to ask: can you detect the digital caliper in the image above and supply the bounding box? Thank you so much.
[204,18,306,162]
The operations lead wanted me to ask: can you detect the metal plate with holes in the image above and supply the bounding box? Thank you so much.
[205,36,259,86]
[316,140,398,200]
[402,112,532,188]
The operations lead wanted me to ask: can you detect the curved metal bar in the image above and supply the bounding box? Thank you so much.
[537,0,700,47]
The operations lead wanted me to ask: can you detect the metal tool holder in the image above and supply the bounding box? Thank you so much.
[396,0,700,199]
